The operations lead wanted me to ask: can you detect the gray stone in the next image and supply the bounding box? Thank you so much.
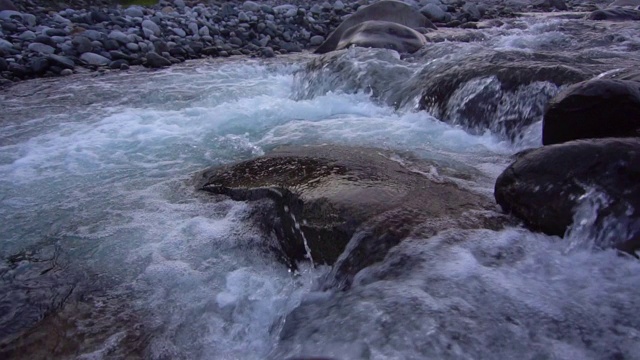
[310,4,322,14]
[260,4,274,14]
[172,27,186,37]
[238,11,250,22]
[310,35,325,46]
[47,54,75,69]
[108,30,131,44]
[334,0,346,11]
[80,52,110,66]
[260,46,275,57]
[72,36,93,53]
[174,0,185,9]
[53,14,70,24]
[145,51,171,67]
[243,1,260,12]
[188,22,198,35]
[124,6,144,18]
[198,26,209,37]
[420,3,448,22]
[126,43,140,52]
[0,38,13,50]
[315,0,436,54]
[27,42,55,54]
[61,68,73,76]
[34,35,56,47]
[0,9,21,21]
[30,57,49,73]
[82,29,103,41]
[142,19,161,36]
[462,3,481,21]
[335,20,426,53]
[18,30,35,41]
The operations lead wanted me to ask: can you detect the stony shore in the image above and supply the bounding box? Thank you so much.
[0,0,626,86]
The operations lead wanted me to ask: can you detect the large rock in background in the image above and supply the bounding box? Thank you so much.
[0,0,16,11]
[542,79,640,145]
[495,138,640,254]
[198,145,504,288]
[587,7,640,20]
[334,20,427,53]
[314,0,436,54]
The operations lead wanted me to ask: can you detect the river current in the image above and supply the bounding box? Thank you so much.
[1,15,640,359]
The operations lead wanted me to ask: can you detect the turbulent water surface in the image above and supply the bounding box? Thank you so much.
[1,15,640,359]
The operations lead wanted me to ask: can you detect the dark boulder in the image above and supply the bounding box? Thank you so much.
[315,0,435,54]
[144,51,171,68]
[587,8,640,20]
[495,138,640,254]
[416,49,601,139]
[333,20,426,53]
[542,79,640,145]
[0,0,17,11]
[198,145,503,288]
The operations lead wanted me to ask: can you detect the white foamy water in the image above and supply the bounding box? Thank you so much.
[1,15,640,359]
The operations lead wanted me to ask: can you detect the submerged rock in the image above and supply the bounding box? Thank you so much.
[198,145,502,288]
[495,138,640,254]
[314,0,436,54]
[542,79,640,145]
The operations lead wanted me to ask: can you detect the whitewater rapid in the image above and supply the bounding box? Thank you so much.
[1,15,640,360]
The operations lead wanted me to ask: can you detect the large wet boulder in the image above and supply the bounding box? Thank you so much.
[587,7,640,20]
[415,48,602,139]
[542,79,640,145]
[495,138,640,254]
[198,145,503,288]
[314,0,436,54]
[333,20,427,53]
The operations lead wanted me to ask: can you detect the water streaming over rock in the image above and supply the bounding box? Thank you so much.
[1,15,639,360]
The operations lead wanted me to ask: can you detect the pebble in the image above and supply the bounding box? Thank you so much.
[80,52,110,66]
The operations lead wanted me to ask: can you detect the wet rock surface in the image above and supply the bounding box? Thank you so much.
[198,144,504,287]
[542,79,640,145]
[495,138,640,254]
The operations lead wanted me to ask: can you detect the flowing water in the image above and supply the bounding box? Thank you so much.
[1,15,639,359]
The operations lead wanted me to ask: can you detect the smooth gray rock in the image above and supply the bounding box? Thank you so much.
[60,68,73,76]
[335,20,427,53]
[315,0,435,54]
[47,54,75,69]
[27,42,55,54]
[420,3,449,22]
[199,26,209,37]
[334,0,346,11]
[72,36,93,54]
[34,35,56,47]
[172,27,186,37]
[243,1,260,12]
[142,19,161,36]
[82,29,103,41]
[108,30,130,44]
[310,35,325,46]
[18,30,35,41]
[0,38,13,50]
[80,52,110,66]
[0,9,20,21]
[145,51,171,67]
[238,11,250,22]
[126,43,140,52]
[124,6,144,18]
